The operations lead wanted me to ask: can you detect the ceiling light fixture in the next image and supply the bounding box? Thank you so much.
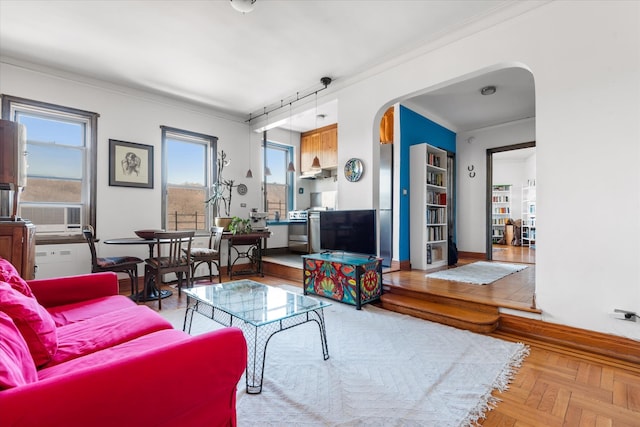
[247,77,332,124]
[230,0,256,14]
[480,85,497,96]
[311,91,322,171]
[287,101,296,173]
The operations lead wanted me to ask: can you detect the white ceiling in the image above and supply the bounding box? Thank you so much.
[0,0,538,133]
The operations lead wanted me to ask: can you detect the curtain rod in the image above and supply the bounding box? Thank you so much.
[246,77,332,123]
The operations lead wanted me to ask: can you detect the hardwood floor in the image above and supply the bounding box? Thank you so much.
[124,253,640,426]
[383,249,537,312]
[492,243,536,264]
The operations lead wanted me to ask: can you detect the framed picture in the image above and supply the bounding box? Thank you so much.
[109,139,154,188]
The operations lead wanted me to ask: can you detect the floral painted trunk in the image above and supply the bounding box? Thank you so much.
[302,253,382,309]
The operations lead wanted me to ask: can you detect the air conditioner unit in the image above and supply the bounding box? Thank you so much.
[20,204,83,234]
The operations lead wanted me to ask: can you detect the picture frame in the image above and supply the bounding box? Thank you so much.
[109,139,154,188]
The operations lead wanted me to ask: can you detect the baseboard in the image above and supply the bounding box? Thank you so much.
[498,313,640,366]
[457,251,485,260]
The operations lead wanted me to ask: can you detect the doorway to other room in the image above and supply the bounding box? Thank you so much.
[487,142,536,264]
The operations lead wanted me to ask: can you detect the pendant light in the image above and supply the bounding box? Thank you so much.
[245,123,253,178]
[311,91,321,171]
[230,0,256,14]
[287,101,296,172]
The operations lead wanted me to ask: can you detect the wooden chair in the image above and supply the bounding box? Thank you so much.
[144,230,194,310]
[187,226,223,284]
[82,225,143,298]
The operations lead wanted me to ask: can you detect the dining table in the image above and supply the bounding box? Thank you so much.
[104,236,174,302]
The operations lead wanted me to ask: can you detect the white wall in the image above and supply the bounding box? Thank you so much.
[330,2,639,340]
[0,62,262,277]
[1,1,639,340]
[456,119,536,253]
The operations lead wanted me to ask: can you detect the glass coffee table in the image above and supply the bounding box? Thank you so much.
[182,280,330,394]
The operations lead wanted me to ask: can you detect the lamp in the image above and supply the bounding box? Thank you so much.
[310,91,322,170]
[288,101,296,173]
[265,166,272,176]
[311,156,321,170]
[245,123,253,178]
[230,0,256,13]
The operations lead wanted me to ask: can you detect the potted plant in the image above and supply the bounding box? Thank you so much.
[228,216,252,235]
[205,150,236,230]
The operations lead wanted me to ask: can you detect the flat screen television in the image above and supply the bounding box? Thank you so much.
[319,209,376,256]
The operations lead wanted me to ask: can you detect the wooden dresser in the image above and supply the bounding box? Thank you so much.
[0,220,36,279]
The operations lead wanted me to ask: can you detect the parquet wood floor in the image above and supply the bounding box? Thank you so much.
[125,253,639,426]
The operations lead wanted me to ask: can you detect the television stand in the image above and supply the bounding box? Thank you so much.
[302,252,382,310]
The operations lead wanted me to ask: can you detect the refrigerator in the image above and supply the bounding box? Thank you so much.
[379,143,393,267]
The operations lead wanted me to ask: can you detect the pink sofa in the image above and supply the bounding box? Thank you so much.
[0,258,247,427]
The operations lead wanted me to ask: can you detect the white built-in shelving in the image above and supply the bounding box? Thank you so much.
[492,184,512,244]
[521,184,536,248]
[410,143,448,270]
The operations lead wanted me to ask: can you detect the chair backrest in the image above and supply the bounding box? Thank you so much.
[210,226,224,254]
[82,225,99,271]
[152,231,194,268]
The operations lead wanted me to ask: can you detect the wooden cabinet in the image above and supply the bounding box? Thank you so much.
[300,133,320,173]
[320,125,338,168]
[300,123,337,173]
[0,220,36,279]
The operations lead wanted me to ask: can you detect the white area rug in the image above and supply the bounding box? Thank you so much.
[426,261,528,285]
[161,285,528,426]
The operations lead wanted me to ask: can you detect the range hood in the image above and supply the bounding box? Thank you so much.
[300,169,332,180]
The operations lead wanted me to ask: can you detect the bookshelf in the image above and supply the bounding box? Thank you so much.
[492,184,512,244]
[410,143,448,270]
[522,184,536,248]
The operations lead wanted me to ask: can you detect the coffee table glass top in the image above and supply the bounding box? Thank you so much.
[182,280,330,327]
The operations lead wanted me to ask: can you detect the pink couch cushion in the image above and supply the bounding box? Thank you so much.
[47,295,135,327]
[46,305,173,367]
[38,329,190,381]
[0,257,34,298]
[0,311,38,389]
[0,281,58,367]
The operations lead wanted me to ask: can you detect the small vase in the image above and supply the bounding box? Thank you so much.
[215,217,233,231]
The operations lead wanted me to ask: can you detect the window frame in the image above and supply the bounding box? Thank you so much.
[160,126,217,234]
[264,140,294,219]
[1,94,98,244]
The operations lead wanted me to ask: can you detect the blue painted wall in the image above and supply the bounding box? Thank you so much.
[398,105,456,262]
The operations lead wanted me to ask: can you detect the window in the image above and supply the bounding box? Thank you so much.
[161,126,217,232]
[264,141,294,220]
[1,95,98,243]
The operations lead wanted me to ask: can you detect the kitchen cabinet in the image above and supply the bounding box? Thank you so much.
[300,124,337,173]
[0,220,36,279]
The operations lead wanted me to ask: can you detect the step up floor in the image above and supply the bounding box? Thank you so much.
[380,293,500,334]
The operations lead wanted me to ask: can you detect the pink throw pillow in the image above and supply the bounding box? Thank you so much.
[0,281,58,367]
[0,257,34,298]
[0,311,38,389]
